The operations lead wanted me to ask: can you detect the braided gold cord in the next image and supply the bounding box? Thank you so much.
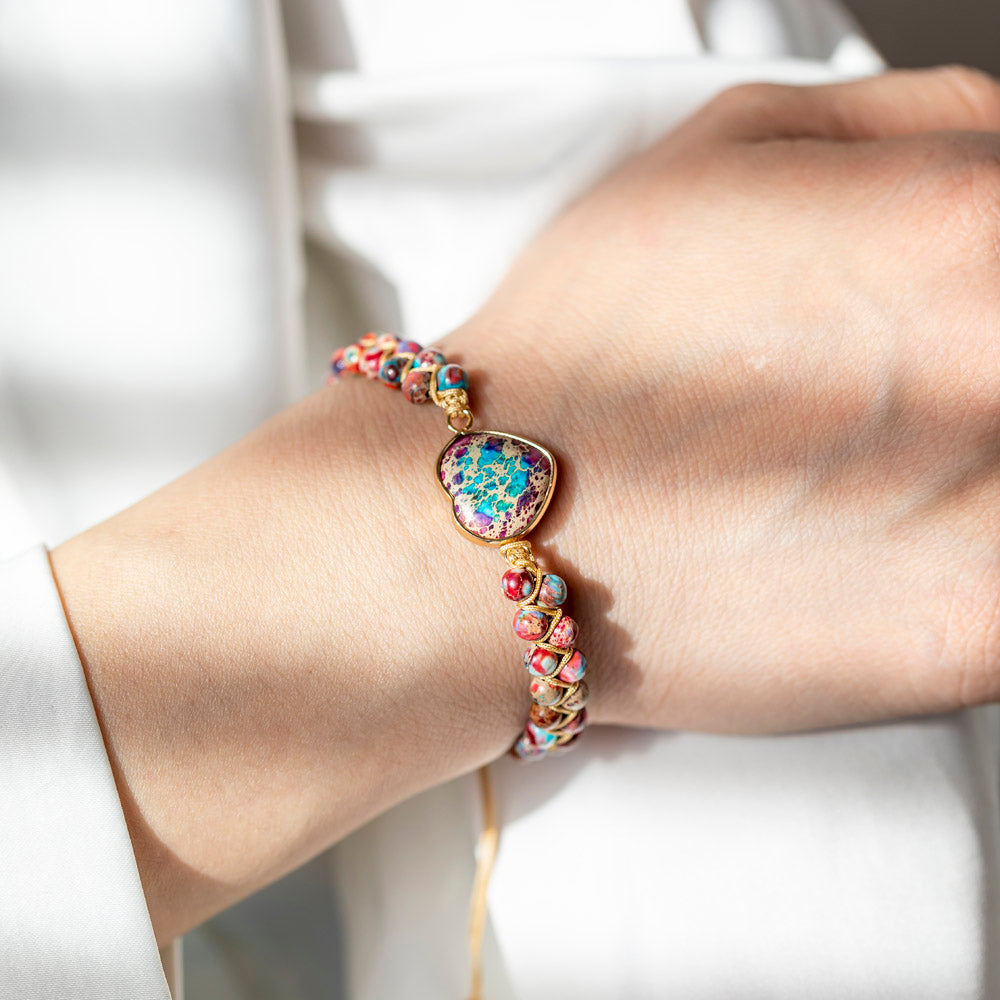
[497,540,587,750]
[429,377,475,432]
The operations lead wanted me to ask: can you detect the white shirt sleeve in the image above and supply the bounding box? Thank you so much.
[0,544,172,1000]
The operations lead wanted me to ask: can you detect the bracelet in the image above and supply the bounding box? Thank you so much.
[328,332,590,761]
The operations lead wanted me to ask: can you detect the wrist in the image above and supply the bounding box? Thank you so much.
[49,373,524,943]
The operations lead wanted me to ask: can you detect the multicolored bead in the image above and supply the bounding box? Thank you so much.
[395,339,422,356]
[377,355,407,388]
[526,722,559,749]
[523,646,560,677]
[560,680,588,711]
[548,615,578,648]
[342,344,361,374]
[529,703,563,729]
[529,675,563,706]
[513,607,548,641]
[360,345,386,378]
[437,432,556,542]
[513,733,546,760]
[401,367,433,404]
[536,573,567,609]
[558,649,586,684]
[358,331,378,349]
[329,347,347,379]
[436,364,469,391]
[413,347,446,369]
[374,333,399,353]
[502,568,534,602]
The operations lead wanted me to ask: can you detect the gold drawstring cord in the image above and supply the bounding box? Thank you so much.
[466,764,499,1000]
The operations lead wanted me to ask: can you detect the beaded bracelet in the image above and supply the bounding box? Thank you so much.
[328,332,589,760]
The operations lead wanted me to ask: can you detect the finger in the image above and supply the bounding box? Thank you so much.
[702,66,1000,142]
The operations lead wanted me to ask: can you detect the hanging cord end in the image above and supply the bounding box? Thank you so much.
[467,764,499,1000]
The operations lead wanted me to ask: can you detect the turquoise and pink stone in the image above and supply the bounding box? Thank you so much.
[537,574,566,608]
[523,646,560,677]
[437,432,555,543]
[436,364,469,391]
[513,607,548,641]
[558,649,586,684]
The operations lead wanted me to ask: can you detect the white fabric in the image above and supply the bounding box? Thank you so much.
[0,1,299,996]
[0,545,170,999]
[1,0,997,998]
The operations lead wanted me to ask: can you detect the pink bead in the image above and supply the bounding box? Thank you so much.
[548,615,577,648]
[502,568,534,601]
[413,348,446,369]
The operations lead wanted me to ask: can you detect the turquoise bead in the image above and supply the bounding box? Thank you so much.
[436,364,468,391]
[537,574,567,608]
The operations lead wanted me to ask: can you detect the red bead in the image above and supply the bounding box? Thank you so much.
[360,346,385,378]
[502,568,534,601]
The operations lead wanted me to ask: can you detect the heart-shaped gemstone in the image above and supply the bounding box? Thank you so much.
[436,431,556,544]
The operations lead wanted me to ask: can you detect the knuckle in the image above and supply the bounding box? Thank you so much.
[904,136,1000,256]
[703,81,789,120]
[932,64,1000,129]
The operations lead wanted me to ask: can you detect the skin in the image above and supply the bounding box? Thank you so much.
[50,66,1000,944]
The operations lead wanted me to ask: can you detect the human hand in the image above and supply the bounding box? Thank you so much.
[446,66,1000,735]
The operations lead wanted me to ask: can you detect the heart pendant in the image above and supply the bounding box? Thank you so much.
[436,431,557,544]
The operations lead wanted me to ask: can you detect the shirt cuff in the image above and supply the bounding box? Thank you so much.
[0,544,172,999]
